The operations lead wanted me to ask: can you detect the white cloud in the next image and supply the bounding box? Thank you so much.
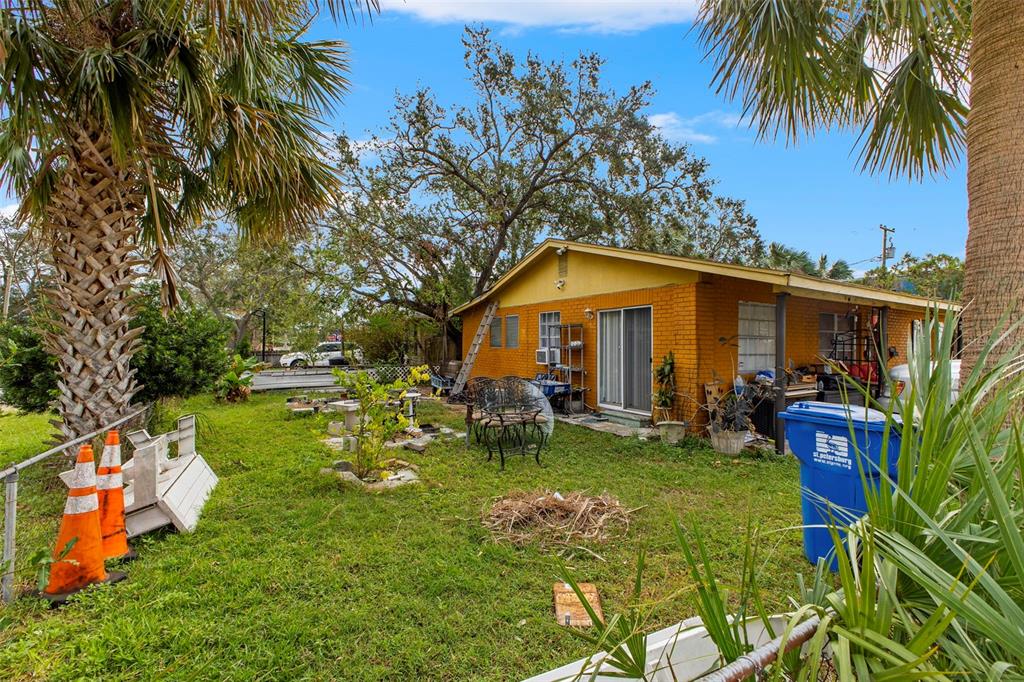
[1,204,18,219]
[381,0,699,34]
[647,110,743,144]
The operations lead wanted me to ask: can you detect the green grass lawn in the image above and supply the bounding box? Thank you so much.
[0,394,808,681]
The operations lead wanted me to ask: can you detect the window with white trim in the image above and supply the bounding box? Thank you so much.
[505,315,519,348]
[489,317,502,347]
[737,302,775,373]
[539,311,561,349]
[819,313,857,362]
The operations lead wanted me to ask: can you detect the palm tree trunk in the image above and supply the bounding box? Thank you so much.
[43,128,145,440]
[963,2,1024,372]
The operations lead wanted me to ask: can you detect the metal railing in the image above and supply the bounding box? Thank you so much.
[1,408,147,604]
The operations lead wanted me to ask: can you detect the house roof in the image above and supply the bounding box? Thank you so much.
[451,239,959,315]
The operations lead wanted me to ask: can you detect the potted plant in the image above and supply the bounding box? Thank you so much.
[708,390,752,455]
[653,352,688,444]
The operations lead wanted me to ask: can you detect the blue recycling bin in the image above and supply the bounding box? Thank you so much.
[780,401,902,568]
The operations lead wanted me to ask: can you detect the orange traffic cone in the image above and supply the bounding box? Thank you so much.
[43,444,124,604]
[97,430,133,561]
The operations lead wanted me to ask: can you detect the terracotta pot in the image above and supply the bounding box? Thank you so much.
[710,429,746,455]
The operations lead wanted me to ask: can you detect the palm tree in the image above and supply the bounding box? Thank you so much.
[762,241,816,274]
[814,253,854,281]
[0,0,377,439]
[697,1,1015,375]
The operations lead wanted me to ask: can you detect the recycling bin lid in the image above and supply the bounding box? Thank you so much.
[780,401,897,430]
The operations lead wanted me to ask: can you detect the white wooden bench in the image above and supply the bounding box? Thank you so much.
[122,416,218,538]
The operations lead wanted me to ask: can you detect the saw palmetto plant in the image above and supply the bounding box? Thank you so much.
[0,0,377,439]
[560,311,1024,679]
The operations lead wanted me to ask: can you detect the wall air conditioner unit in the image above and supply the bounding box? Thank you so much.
[536,348,561,365]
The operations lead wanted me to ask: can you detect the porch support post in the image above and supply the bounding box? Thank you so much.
[879,306,890,393]
[774,293,789,455]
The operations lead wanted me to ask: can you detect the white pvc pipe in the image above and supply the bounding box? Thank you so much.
[696,615,821,682]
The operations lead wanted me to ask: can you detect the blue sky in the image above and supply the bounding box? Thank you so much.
[316,0,968,267]
[1,1,967,266]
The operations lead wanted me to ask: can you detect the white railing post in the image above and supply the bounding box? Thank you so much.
[2,471,19,604]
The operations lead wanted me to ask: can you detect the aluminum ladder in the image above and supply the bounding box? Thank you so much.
[451,300,498,397]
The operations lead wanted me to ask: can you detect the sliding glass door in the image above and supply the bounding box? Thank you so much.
[598,306,652,413]
[598,310,622,407]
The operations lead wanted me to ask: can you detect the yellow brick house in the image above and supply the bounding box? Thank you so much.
[453,239,955,450]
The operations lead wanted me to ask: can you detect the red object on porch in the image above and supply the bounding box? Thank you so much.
[846,362,878,384]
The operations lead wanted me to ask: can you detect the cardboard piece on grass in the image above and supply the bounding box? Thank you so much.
[553,582,603,628]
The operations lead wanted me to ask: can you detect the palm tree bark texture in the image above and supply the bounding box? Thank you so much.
[43,129,145,440]
[964,1,1024,370]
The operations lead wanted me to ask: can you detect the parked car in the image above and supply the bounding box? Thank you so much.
[877,359,961,412]
[278,342,349,369]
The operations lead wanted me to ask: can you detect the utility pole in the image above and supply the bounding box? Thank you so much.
[879,224,896,271]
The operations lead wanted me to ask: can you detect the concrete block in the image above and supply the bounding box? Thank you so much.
[404,435,433,452]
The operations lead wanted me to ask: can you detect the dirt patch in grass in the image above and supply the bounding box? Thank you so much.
[483,490,634,548]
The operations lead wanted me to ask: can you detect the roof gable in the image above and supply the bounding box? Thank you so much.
[452,239,959,314]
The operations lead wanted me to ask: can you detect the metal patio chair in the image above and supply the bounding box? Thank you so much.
[478,377,552,469]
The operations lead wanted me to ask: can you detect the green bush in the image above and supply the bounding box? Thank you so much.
[132,289,231,402]
[0,289,230,410]
[0,322,58,411]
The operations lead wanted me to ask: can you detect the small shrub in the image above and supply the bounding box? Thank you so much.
[653,351,676,423]
[333,365,430,479]
[132,289,231,402]
[215,355,259,402]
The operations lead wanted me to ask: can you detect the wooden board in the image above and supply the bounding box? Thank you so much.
[785,384,818,399]
[158,454,218,533]
[553,582,603,628]
[124,453,218,537]
[125,504,171,539]
[704,381,726,411]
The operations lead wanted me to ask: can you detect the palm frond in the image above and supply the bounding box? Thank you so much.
[3,0,359,255]
[697,0,972,179]
[273,36,351,113]
[857,37,968,178]
[698,0,847,142]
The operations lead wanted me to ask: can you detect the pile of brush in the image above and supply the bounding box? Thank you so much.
[482,490,633,548]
